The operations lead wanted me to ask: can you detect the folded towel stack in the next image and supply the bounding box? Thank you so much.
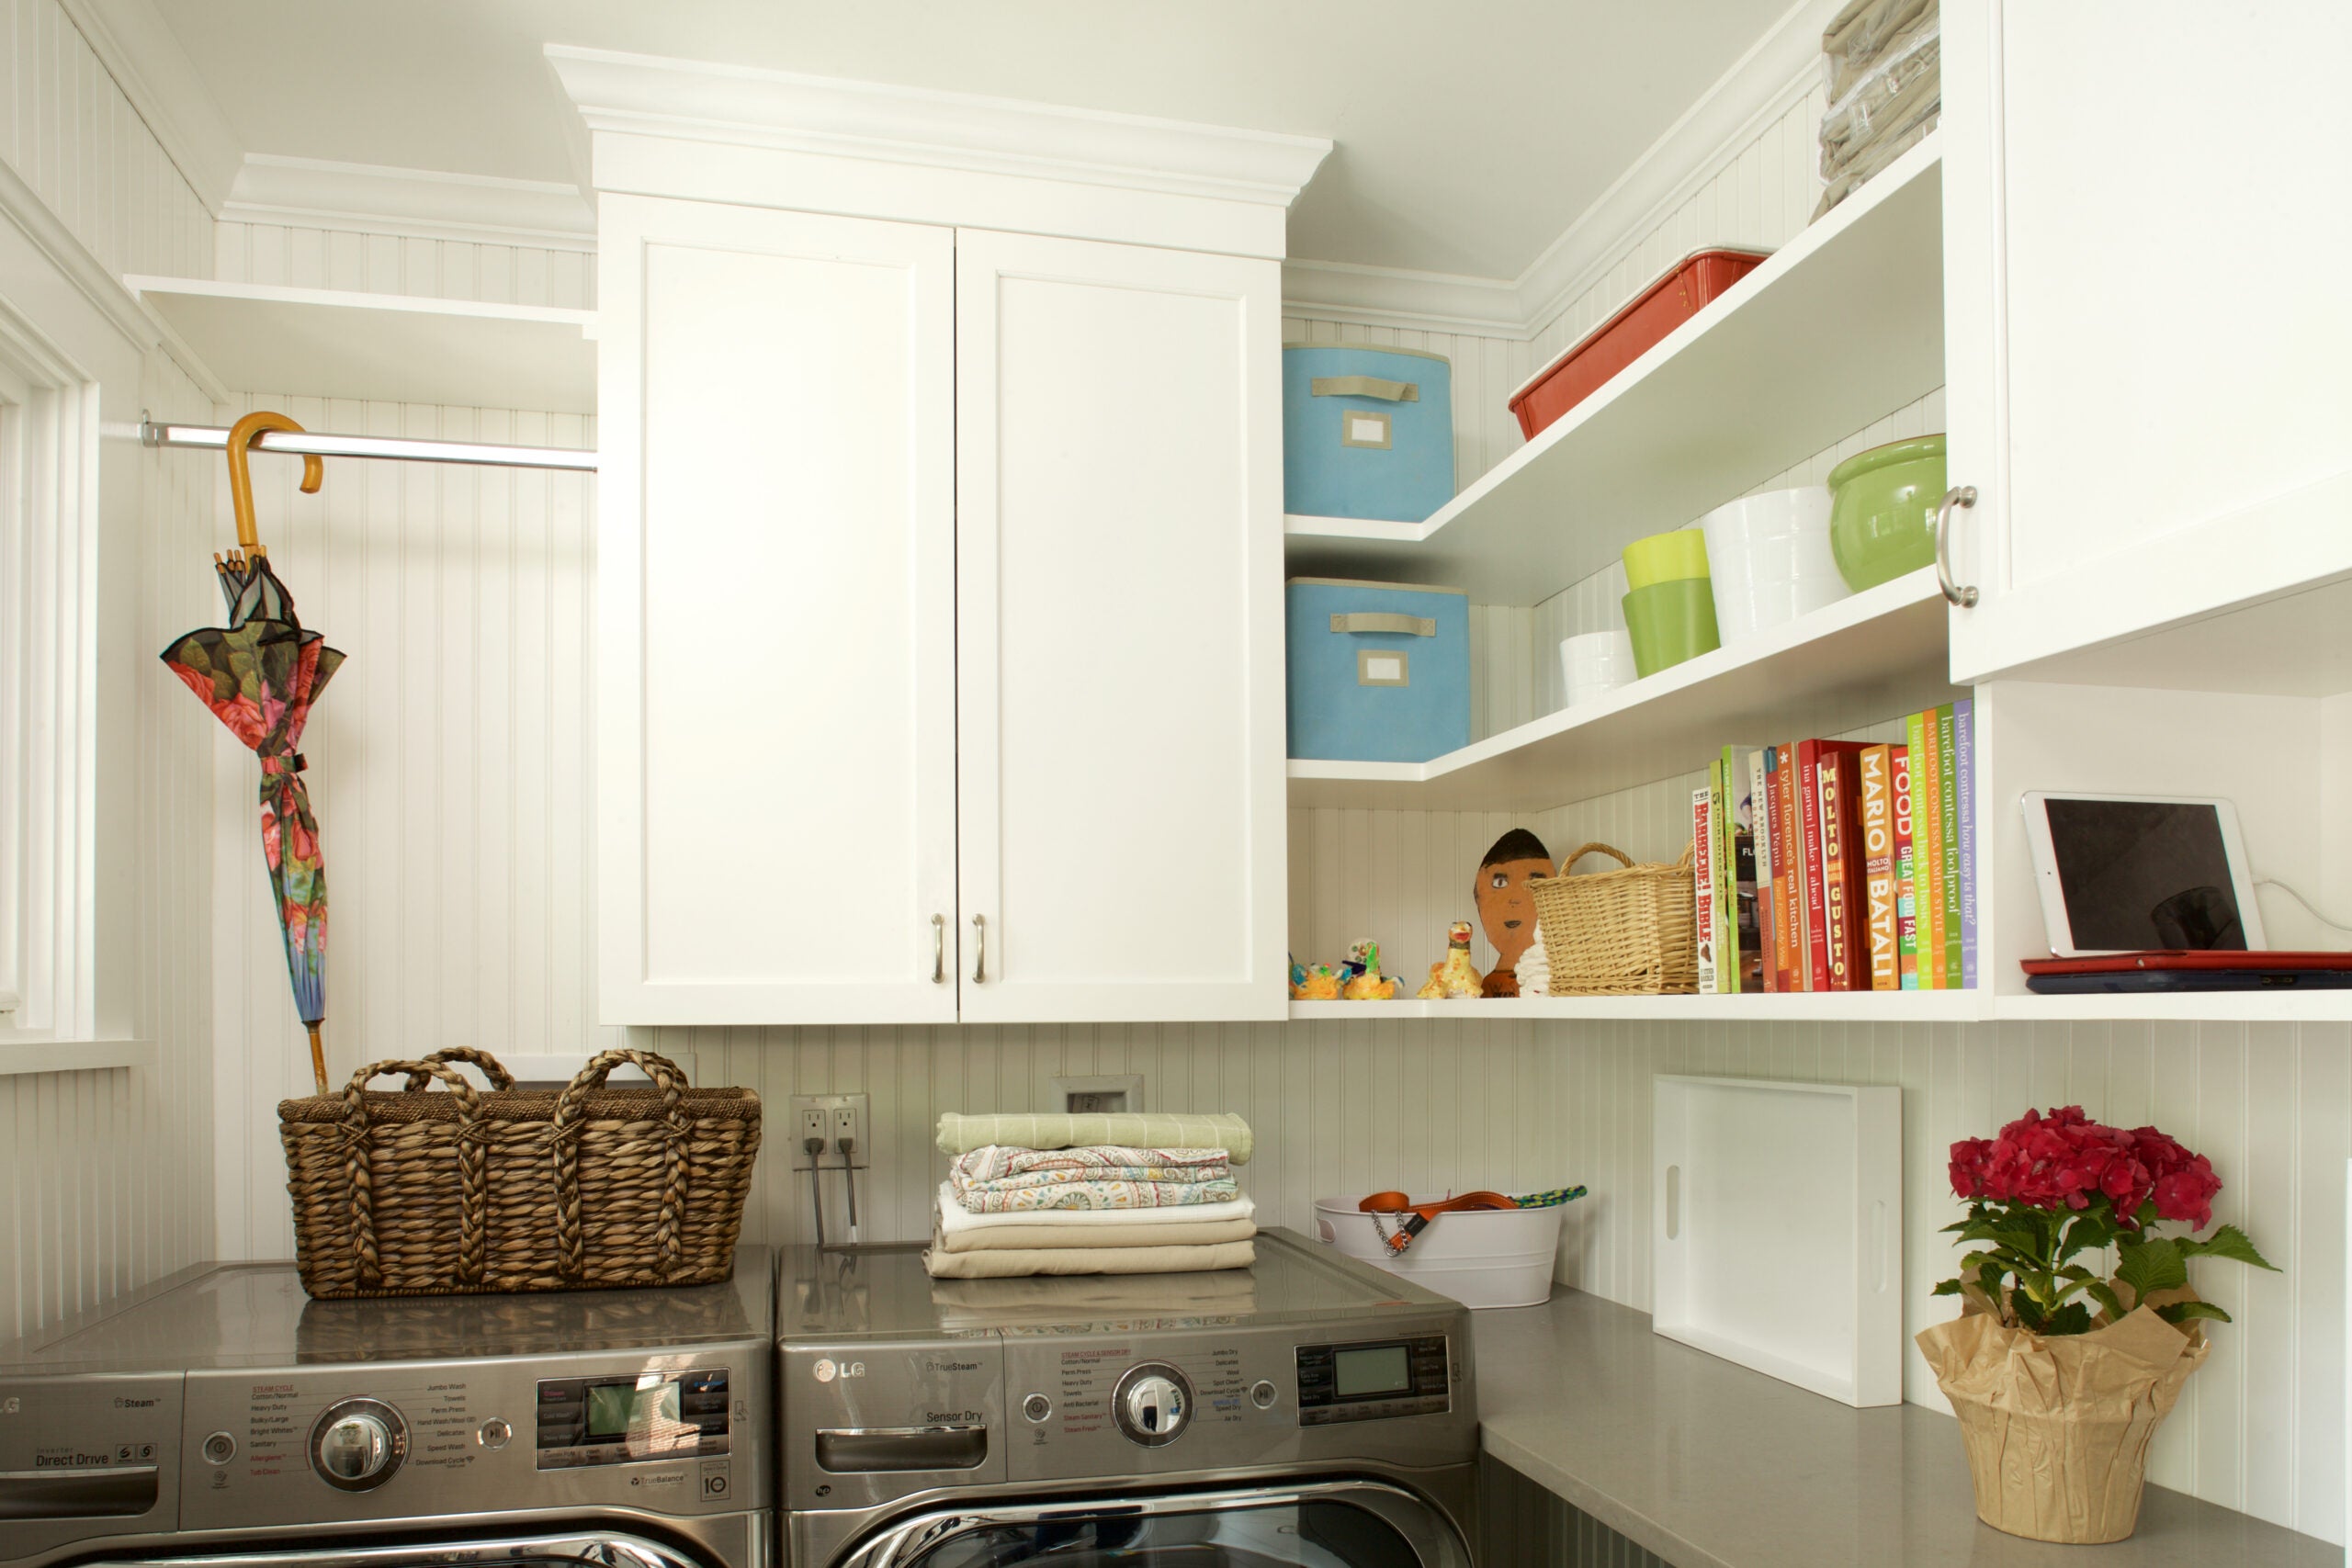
[1814,0,1939,218]
[924,1112,1258,1280]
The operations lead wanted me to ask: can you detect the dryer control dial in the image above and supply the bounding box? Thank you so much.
[1112,1362,1193,1447]
[311,1398,407,1491]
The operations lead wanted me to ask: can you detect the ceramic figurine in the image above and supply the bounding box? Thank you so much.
[1291,963,1342,1001]
[1340,938,1397,1001]
[1474,828,1555,998]
[1417,920,1486,999]
[1517,920,1552,998]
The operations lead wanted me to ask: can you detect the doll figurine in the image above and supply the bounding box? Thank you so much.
[1290,961,1341,1000]
[1474,828,1555,998]
[1417,920,1486,999]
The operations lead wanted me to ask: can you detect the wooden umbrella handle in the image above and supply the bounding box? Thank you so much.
[227,411,323,559]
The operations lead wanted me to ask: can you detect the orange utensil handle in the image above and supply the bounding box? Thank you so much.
[1358,1190,1518,1255]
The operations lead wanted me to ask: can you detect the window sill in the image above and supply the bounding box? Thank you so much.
[0,1038,155,1076]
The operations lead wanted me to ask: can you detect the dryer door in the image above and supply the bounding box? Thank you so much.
[842,1479,1469,1568]
[82,1530,736,1568]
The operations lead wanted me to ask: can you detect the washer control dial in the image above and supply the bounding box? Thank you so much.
[1112,1362,1193,1448]
[310,1398,407,1491]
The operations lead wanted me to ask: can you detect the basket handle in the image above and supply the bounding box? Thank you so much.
[550,1049,692,1280]
[401,1045,517,1092]
[340,1059,489,1291]
[1559,842,1634,875]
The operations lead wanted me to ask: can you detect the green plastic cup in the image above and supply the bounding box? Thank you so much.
[1622,528,1712,591]
[1622,578,1722,678]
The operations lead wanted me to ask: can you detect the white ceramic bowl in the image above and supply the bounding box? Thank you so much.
[1697,487,1846,644]
[1558,629,1634,706]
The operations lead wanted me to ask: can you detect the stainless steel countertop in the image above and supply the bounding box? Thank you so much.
[1474,1288,2339,1568]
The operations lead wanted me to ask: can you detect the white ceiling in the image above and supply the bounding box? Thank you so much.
[154,0,1800,281]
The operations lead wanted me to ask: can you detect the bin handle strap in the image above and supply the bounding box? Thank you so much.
[1310,375,1419,402]
[1329,612,1434,637]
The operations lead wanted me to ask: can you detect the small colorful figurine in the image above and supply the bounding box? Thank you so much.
[1474,828,1555,998]
[1290,958,1342,1000]
[1339,938,1398,1001]
[1417,920,1486,999]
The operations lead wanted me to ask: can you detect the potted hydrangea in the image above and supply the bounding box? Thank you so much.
[1917,1106,2278,1544]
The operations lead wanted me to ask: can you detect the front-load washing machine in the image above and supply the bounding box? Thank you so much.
[778,1230,1476,1566]
[0,1250,774,1568]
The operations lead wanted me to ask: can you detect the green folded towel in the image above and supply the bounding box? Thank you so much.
[935,1111,1253,1166]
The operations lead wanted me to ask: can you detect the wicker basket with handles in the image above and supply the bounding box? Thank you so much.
[1527,840,1698,996]
[277,1044,761,1300]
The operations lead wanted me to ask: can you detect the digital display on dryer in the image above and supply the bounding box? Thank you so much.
[1295,1336,1451,1426]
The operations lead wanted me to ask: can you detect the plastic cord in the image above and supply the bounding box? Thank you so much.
[837,1135,860,1243]
[2256,878,2352,938]
[804,1135,827,1248]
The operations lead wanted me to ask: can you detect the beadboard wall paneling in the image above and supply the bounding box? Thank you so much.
[215,220,596,309]
[203,395,602,1259]
[0,0,218,1340]
[0,0,210,280]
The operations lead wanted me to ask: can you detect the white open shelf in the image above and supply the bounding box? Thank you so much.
[1289,989,1984,1023]
[1289,566,1962,812]
[1283,133,1944,608]
[125,276,598,414]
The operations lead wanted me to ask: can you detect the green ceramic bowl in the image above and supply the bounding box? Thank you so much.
[1622,528,1712,591]
[1827,434,1947,592]
[1622,578,1722,678]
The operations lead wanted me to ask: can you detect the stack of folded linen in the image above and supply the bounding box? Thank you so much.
[924,1111,1258,1280]
[1814,0,1939,218]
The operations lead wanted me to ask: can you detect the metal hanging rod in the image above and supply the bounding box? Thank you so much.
[141,419,599,472]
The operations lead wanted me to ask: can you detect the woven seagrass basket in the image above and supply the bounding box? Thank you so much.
[1527,840,1698,996]
[277,1045,761,1299]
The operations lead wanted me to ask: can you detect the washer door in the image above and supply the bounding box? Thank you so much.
[841,1479,1468,1568]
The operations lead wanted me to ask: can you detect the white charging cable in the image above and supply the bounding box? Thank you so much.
[2256,878,2352,940]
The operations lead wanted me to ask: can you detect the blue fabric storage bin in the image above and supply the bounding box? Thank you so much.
[1286,578,1471,763]
[1283,344,1455,524]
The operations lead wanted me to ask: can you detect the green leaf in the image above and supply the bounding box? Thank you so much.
[2177,1224,2281,1272]
[2041,1301,2095,1337]
[1931,1280,1962,1296]
[2060,1209,2122,1264]
[2115,1236,2188,1299]
[2010,1286,2047,1332]
[2157,1299,2234,1326]
[2081,1280,2127,1323]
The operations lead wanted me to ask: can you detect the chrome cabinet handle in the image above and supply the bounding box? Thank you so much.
[931,914,945,984]
[1935,485,1979,607]
[970,915,987,984]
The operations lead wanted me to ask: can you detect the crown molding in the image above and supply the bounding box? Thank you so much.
[221,155,598,251]
[545,45,1331,210]
[1279,0,1838,342]
[53,0,243,214]
[1278,257,1524,337]
[0,150,159,351]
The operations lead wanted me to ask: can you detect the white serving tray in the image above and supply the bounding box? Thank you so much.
[1653,1074,1902,1406]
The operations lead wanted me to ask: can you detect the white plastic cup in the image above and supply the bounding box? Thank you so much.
[1696,487,1846,644]
[1558,629,1635,707]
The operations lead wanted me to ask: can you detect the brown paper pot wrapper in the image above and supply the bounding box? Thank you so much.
[1916,1302,2208,1544]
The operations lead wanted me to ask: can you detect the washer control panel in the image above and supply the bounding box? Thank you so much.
[1295,1335,1452,1426]
[535,1369,730,1470]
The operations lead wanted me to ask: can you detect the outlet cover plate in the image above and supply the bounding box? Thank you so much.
[1051,1075,1144,1116]
[789,1092,869,1168]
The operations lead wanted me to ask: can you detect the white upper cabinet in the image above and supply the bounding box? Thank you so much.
[562,51,1327,1026]
[1941,3,2352,684]
[596,197,959,1025]
[954,231,1287,1022]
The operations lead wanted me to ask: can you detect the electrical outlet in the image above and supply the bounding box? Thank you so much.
[1053,1075,1143,1115]
[790,1093,870,1168]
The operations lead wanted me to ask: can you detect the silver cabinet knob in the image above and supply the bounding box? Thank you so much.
[310,1399,406,1491]
[1935,485,1979,607]
[1112,1363,1193,1447]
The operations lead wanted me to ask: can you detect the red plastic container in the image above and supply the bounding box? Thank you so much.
[1508,247,1770,440]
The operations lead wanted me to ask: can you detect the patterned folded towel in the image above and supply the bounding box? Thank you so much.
[951,1144,1231,1184]
[935,1182,1256,1234]
[949,1176,1240,1213]
[936,1111,1253,1165]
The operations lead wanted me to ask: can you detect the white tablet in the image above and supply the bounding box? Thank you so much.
[2020,792,2264,956]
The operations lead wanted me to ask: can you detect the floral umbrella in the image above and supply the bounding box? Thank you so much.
[160,412,342,1093]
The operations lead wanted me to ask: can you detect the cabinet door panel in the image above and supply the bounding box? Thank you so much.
[956,230,1285,1021]
[599,197,957,1024]
[1945,3,2352,682]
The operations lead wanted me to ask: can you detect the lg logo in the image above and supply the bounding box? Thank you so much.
[0,1397,17,1416]
[811,1359,865,1383]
